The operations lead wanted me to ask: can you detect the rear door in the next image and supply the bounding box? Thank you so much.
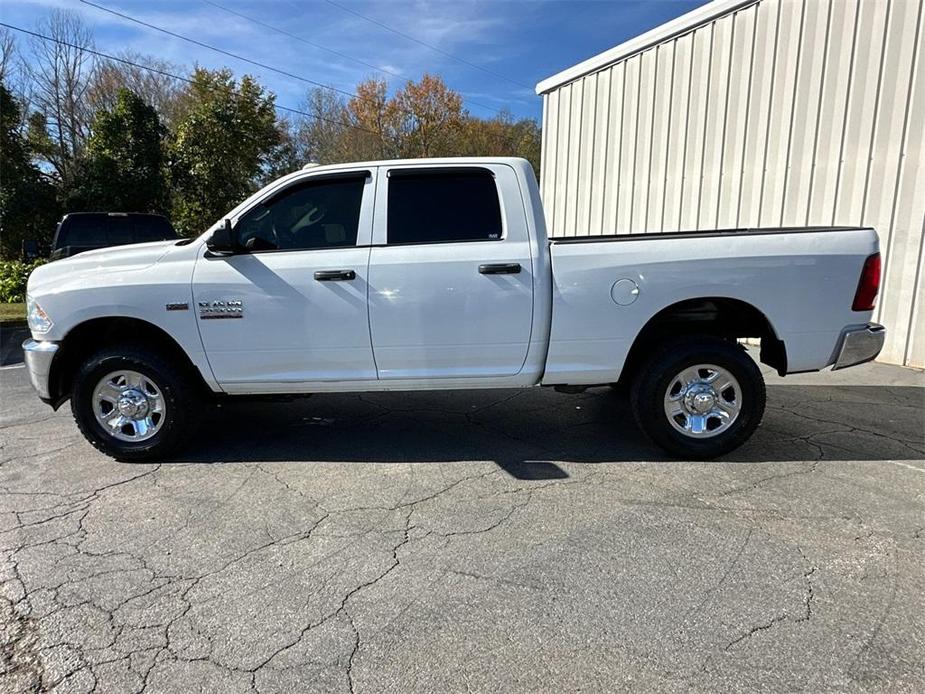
[367,165,534,380]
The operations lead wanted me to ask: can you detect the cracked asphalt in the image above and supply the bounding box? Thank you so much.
[1,350,923,693]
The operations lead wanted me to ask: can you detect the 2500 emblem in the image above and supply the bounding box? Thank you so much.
[199,300,243,319]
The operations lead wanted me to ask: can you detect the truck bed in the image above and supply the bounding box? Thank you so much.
[549,226,867,244]
[543,225,879,385]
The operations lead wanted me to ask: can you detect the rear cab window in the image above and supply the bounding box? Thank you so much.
[387,168,503,245]
[55,216,109,248]
[132,216,176,243]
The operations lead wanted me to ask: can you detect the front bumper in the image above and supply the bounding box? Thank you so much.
[832,323,885,370]
[22,339,59,399]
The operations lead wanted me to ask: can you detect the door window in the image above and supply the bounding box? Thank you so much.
[387,169,502,245]
[235,175,367,252]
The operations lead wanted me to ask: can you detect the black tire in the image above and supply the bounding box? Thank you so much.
[629,336,766,459]
[71,344,201,462]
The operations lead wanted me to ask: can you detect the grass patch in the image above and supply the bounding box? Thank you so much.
[0,303,26,324]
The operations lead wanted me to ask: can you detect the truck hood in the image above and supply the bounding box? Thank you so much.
[29,240,178,295]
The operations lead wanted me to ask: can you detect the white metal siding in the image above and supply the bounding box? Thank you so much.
[539,0,925,367]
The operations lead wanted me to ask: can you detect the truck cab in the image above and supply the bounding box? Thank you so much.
[193,160,551,391]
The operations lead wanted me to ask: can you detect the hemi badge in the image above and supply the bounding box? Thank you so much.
[166,303,189,311]
[199,300,244,319]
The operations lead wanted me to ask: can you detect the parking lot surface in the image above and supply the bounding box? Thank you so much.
[1,352,923,693]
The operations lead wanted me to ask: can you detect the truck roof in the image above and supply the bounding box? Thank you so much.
[292,156,531,175]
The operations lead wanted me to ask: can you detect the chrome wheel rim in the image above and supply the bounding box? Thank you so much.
[663,364,741,439]
[92,370,166,442]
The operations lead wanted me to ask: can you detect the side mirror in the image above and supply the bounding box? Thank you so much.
[206,219,236,255]
[21,239,40,261]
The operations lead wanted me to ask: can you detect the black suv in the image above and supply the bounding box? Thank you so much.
[50,213,177,260]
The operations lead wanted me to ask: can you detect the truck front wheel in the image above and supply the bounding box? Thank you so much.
[71,345,201,461]
[630,337,766,459]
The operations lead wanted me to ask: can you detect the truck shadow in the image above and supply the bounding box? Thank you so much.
[178,384,925,478]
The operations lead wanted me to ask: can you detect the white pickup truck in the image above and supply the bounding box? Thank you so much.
[23,157,884,461]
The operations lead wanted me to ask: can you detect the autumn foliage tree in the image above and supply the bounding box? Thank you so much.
[293,74,540,172]
[388,74,464,158]
[345,78,393,159]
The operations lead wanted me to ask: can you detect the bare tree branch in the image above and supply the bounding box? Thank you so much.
[26,9,97,181]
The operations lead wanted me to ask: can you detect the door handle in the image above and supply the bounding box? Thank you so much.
[314,269,356,281]
[478,263,521,275]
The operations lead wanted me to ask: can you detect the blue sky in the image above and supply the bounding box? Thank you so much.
[2,0,707,120]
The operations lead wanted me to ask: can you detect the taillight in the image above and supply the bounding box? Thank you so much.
[852,252,881,311]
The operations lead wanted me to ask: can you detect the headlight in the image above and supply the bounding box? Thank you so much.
[26,295,53,334]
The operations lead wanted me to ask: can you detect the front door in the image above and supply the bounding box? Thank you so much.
[192,171,377,389]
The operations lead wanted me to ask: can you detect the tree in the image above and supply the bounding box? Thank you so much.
[0,83,59,257]
[0,28,14,84]
[389,74,465,158]
[25,10,97,184]
[168,68,280,236]
[459,110,542,178]
[89,52,186,130]
[294,88,354,164]
[66,88,168,213]
[260,116,304,184]
[345,78,394,160]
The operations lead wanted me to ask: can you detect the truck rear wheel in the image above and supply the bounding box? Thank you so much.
[630,337,766,459]
[71,345,201,462]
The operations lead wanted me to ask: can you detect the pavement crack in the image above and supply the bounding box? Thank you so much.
[723,613,788,651]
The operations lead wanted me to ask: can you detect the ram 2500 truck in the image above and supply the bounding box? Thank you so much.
[23,158,885,461]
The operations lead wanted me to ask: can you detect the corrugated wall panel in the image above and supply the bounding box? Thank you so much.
[899,11,924,364]
[699,14,734,228]
[645,44,673,232]
[805,0,859,225]
[538,0,925,367]
[662,33,693,232]
[873,0,923,363]
[781,0,831,226]
[758,0,804,226]
[564,80,585,235]
[552,84,570,235]
[736,0,779,227]
[588,70,611,236]
[678,24,713,230]
[717,5,757,229]
[832,0,890,227]
[602,65,624,235]
[617,57,641,233]
[633,48,658,232]
[575,76,596,237]
[540,92,553,231]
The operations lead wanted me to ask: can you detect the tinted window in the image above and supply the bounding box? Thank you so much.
[387,169,502,245]
[133,217,175,243]
[108,216,133,245]
[235,175,366,252]
[57,216,109,247]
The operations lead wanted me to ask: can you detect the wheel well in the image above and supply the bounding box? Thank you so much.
[48,317,212,406]
[620,297,787,382]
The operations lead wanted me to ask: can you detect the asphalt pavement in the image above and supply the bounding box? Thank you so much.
[1,349,923,693]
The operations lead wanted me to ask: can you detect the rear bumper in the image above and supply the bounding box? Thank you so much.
[22,339,59,399]
[832,323,885,370]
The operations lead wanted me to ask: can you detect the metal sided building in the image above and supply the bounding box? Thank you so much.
[536,0,924,367]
